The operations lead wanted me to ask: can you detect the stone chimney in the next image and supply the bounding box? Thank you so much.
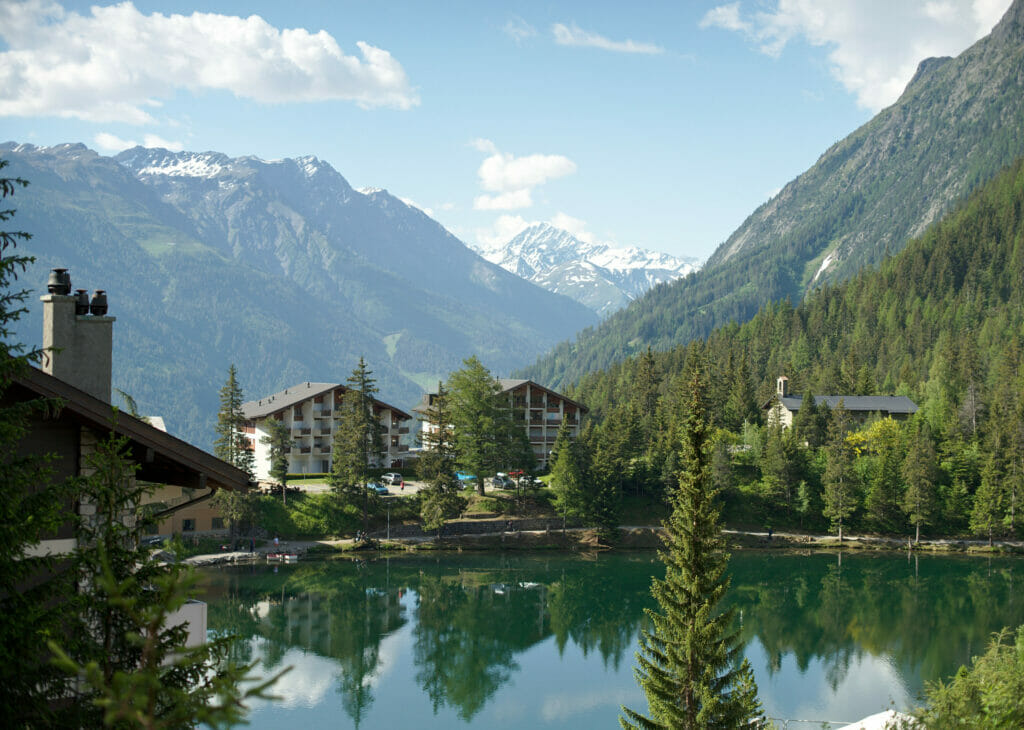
[777,375,789,398]
[41,268,115,404]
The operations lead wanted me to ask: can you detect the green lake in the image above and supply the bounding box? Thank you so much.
[196,551,1024,728]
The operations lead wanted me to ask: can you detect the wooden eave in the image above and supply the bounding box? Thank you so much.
[12,366,250,492]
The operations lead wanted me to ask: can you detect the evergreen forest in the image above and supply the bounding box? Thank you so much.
[561,157,1024,542]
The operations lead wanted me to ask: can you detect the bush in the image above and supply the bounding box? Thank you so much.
[916,625,1024,727]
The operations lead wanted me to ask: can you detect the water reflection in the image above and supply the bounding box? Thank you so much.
[197,552,1023,728]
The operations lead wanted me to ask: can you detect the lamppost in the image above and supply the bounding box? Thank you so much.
[387,501,391,541]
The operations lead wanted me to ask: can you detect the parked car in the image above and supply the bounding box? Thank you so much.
[366,482,389,495]
[381,472,403,485]
[491,474,514,489]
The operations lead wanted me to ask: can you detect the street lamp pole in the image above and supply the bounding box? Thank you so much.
[387,502,391,541]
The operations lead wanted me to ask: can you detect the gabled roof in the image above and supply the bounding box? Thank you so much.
[242,382,339,419]
[496,378,588,413]
[242,381,413,421]
[775,394,918,415]
[12,365,250,492]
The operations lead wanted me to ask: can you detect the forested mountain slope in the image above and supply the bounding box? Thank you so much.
[520,0,1024,390]
[567,156,1024,537]
[2,143,596,446]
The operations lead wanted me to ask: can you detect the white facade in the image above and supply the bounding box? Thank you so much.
[243,382,413,481]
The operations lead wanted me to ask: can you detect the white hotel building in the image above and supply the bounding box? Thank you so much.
[242,381,413,480]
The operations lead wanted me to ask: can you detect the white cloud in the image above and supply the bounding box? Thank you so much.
[698,0,1011,110]
[552,23,664,54]
[94,131,184,152]
[470,139,576,211]
[698,2,752,33]
[0,0,418,124]
[474,189,533,210]
[549,212,597,245]
[476,214,531,248]
[469,138,499,154]
[504,17,537,44]
[478,150,576,192]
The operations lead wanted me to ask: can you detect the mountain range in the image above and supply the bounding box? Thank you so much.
[519,0,1024,390]
[2,143,596,446]
[475,223,700,317]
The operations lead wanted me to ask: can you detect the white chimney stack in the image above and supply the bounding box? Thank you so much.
[41,268,115,404]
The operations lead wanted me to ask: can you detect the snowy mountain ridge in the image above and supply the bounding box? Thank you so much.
[476,223,701,317]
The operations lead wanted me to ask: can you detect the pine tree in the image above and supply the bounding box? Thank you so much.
[260,418,292,504]
[621,375,761,729]
[331,358,382,533]
[0,161,82,725]
[417,383,465,533]
[823,402,857,542]
[549,421,586,532]
[210,364,255,547]
[50,427,280,727]
[902,420,938,543]
[970,456,1004,546]
[447,356,504,496]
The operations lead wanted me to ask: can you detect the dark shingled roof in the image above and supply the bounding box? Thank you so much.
[242,382,413,421]
[777,395,918,415]
[13,366,250,492]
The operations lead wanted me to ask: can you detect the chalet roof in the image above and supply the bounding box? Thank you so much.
[776,394,918,415]
[242,381,412,421]
[12,365,250,492]
[496,378,588,413]
[242,382,338,419]
[415,379,589,415]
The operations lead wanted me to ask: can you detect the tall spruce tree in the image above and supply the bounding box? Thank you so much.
[211,364,255,547]
[549,420,587,532]
[621,375,761,729]
[902,420,939,543]
[330,358,382,533]
[823,402,857,542]
[51,427,280,727]
[260,418,292,504]
[417,382,465,532]
[447,356,504,496]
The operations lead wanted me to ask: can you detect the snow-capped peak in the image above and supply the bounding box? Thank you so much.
[119,148,230,178]
[477,223,702,317]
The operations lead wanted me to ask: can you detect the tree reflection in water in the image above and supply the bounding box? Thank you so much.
[195,551,1024,726]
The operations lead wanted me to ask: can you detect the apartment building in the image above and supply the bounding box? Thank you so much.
[498,379,586,468]
[242,382,413,480]
[416,379,586,469]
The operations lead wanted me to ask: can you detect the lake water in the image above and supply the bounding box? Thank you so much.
[195,550,1024,729]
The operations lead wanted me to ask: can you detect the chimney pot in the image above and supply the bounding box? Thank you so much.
[89,290,108,316]
[74,289,90,315]
[47,268,71,295]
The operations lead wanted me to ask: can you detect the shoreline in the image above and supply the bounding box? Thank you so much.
[183,525,1024,566]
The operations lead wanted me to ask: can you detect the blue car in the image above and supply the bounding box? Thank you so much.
[366,482,389,495]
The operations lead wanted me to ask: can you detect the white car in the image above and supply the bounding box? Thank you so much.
[381,472,403,485]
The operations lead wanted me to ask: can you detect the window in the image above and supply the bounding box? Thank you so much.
[211,517,225,530]
[182,519,195,532]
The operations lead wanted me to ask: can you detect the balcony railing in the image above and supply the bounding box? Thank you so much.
[299,446,312,454]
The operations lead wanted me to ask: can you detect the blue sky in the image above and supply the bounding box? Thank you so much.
[0,0,1012,260]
